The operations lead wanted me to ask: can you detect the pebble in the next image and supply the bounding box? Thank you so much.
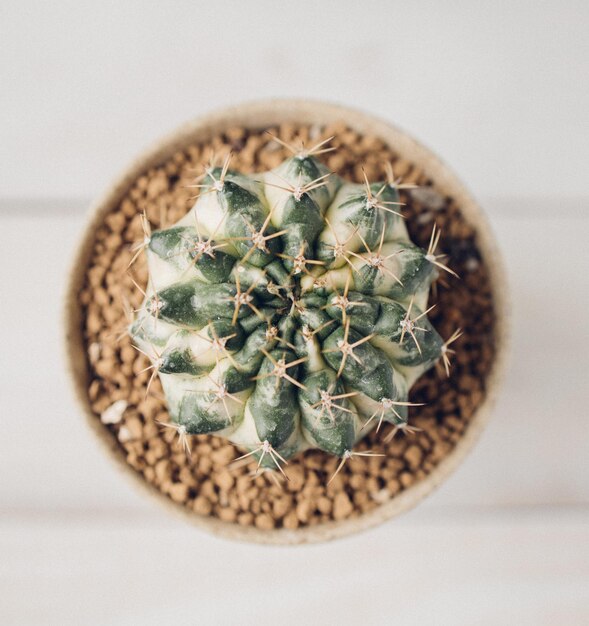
[371,489,391,504]
[88,342,101,364]
[316,496,332,515]
[193,496,212,516]
[296,499,313,524]
[255,513,275,530]
[211,446,236,465]
[333,492,354,520]
[169,482,189,503]
[125,415,143,440]
[272,496,293,519]
[404,445,423,471]
[283,511,299,530]
[100,399,127,425]
[286,465,305,492]
[117,425,132,443]
[154,459,171,484]
[217,507,237,523]
[214,470,235,491]
[237,512,254,526]
[399,472,415,488]
[387,479,401,496]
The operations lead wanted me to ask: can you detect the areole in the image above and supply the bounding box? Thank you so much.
[64,99,509,544]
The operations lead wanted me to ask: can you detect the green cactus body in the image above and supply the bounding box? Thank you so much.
[130,148,450,471]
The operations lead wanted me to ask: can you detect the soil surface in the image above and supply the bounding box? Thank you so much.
[80,123,495,530]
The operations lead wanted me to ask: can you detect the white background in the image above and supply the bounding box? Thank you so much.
[1,2,588,625]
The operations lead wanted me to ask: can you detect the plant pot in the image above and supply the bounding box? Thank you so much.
[64,99,509,544]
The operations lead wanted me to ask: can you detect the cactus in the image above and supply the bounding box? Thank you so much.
[129,137,459,479]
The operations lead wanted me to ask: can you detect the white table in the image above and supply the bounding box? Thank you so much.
[1,198,587,625]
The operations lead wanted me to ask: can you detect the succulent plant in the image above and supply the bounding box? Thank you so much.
[129,137,460,479]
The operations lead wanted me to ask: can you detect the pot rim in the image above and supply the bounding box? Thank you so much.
[64,98,510,545]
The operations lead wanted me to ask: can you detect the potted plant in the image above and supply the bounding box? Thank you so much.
[65,100,508,543]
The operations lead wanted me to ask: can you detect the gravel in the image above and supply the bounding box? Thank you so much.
[79,122,495,529]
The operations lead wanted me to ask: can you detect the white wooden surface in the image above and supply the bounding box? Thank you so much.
[1,1,589,202]
[1,200,588,625]
[2,508,588,626]
[2,2,589,624]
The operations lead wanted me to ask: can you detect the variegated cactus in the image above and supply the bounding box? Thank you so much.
[130,137,459,479]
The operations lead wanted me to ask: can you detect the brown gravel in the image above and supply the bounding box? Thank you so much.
[79,121,496,529]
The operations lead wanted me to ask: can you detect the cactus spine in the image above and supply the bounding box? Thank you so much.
[130,137,458,477]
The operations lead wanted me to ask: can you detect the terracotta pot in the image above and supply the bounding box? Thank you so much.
[64,99,509,544]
